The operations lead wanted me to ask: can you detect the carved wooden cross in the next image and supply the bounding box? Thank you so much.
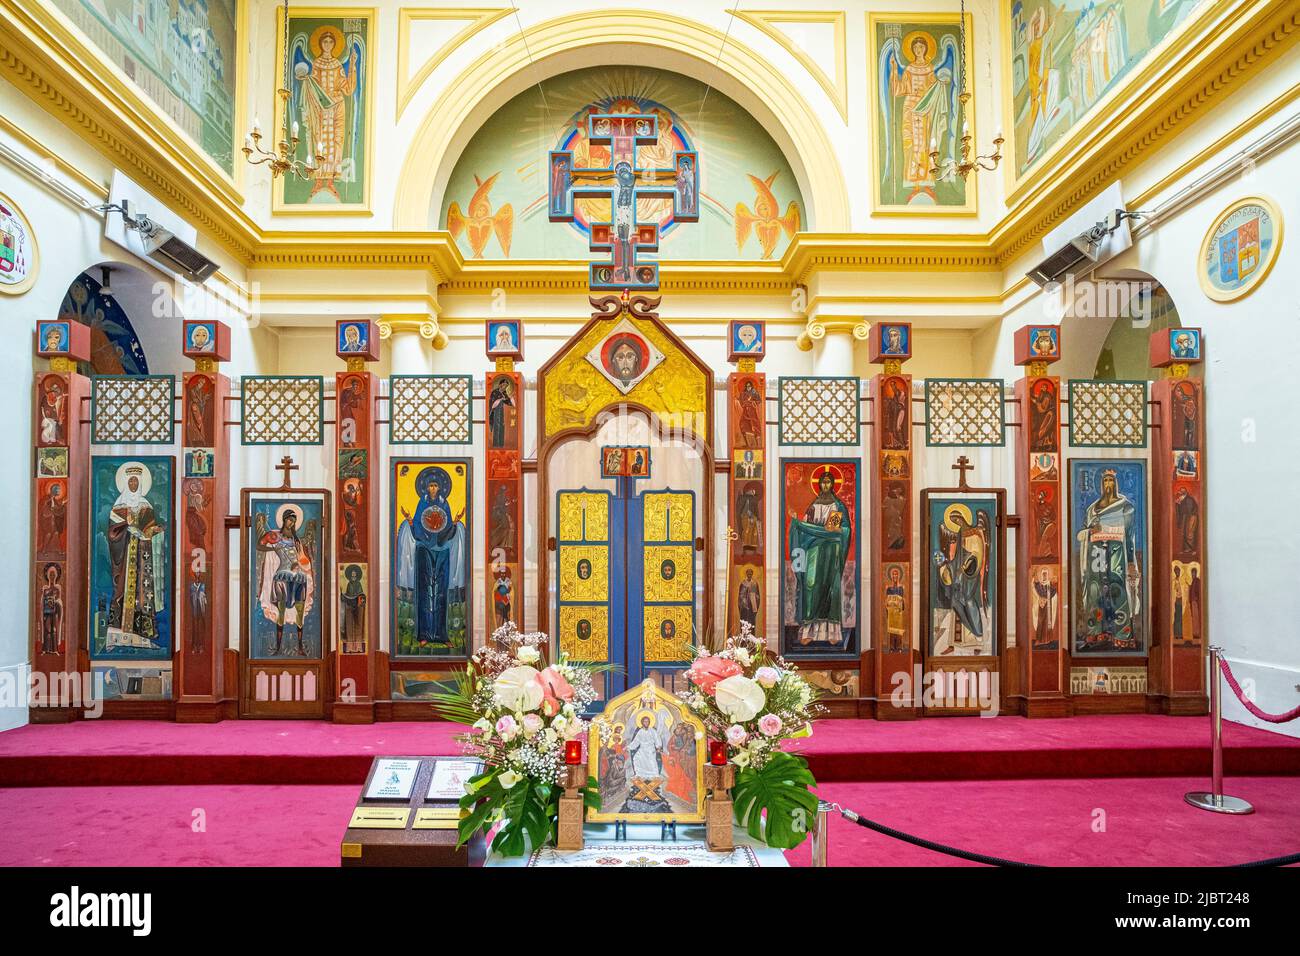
[548,111,699,293]
[952,455,974,490]
[276,455,298,490]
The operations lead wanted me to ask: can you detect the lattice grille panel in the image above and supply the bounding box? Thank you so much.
[91,376,174,444]
[240,376,324,445]
[778,376,860,445]
[1068,380,1148,447]
[389,375,472,444]
[924,378,1006,446]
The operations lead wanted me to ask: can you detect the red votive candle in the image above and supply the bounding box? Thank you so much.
[709,740,728,766]
[565,739,583,765]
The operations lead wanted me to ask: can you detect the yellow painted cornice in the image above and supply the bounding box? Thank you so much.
[0,0,258,259]
[1,0,1297,287]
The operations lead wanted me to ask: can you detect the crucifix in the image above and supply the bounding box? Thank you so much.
[548,111,699,292]
[952,455,974,490]
[276,455,299,490]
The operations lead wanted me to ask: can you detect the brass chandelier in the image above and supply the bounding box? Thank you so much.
[930,0,1004,181]
[242,0,323,180]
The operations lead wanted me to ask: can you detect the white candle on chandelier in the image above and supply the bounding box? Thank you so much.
[243,134,253,151]
[252,116,261,134]
[291,121,300,140]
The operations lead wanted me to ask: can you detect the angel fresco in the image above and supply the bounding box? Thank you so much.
[447,173,513,258]
[735,172,800,259]
[929,499,995,656]
[878,26,962,206]
[288,20,366,204]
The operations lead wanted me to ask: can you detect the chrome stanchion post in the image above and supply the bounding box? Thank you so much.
[1185,645,1254,815]
[812,801,831,867]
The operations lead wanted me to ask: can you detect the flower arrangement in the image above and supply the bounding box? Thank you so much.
[681,623,822,848]
[431,623,603,857]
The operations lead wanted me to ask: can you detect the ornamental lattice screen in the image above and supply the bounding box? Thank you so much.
[777,376,860,445]
[388,375,473,444]
[240,375,325,445]
[1068,380,1149,447]
[924,378,1006,446]
[90,375,175,444]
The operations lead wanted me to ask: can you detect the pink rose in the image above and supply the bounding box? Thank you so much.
[726,724,748,746]
[521,713,544,736]
[755,666,780,689]
[495,715,518,740]
[687,655,743,695]
[758,714,784,737]
[537,666,575,717]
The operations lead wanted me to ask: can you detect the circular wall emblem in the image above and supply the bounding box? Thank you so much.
[0,190,38,295]
[1198,195,1283,302]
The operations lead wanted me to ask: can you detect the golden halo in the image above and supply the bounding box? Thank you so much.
[902,30,937,63]
[633,708,659,728]
[943,503,973,533]
[809,463,844,494]
[309,24,346,58]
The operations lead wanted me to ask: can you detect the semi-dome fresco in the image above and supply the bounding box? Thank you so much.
[439,66,805,261]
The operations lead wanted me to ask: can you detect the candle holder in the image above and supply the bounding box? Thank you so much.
[555,745,587,851]
[702,743,736,852]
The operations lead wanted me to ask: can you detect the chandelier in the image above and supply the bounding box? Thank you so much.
[930,0,1003,181]
[242,0,322,179]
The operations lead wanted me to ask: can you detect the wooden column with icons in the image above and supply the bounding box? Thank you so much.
[485,320,525,640]
[866,322,916,719]
[726,320,767,641]
[1148,328,1208,715]
[31,320,92,722]
[335,319,381,722]
[1012,325,1068,717]
[177,319,233,721]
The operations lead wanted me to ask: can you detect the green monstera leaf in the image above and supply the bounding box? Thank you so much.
[731,752,819,850]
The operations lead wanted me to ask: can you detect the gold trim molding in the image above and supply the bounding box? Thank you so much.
[396,8,513,120]
[0,0,1297,287]
[728,9,848,122]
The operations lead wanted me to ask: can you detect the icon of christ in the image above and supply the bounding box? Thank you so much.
[788,467,852,647]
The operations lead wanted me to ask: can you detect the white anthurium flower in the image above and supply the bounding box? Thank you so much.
[472,718,492,734]
[730,749,751,769]
[493,665,544,712]
[714,674,766,722]
[499,769,522,789]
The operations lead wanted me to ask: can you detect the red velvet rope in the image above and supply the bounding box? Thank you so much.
[1219,656,1300,724]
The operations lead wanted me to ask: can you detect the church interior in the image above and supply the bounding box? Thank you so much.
[2,0,1299,888]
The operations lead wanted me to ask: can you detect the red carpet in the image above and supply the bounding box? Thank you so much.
[2,715,1298,787]
[1,776,1294,867]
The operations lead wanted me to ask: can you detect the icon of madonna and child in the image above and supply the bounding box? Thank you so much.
[393,462,470,657]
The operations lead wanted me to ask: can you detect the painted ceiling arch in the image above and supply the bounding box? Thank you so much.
[437,66,806,262]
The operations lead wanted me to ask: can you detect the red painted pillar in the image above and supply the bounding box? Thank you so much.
[867,322,916,718]
[485,321,525,638]
[334,320,380,722]
[725,320,767,641]
[176,320,232,721]
[1012,325,1068,717]
[1148,328,1207,715]
[31,321,91,722]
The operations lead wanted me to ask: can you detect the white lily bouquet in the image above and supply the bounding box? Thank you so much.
[431,623,602,856]
[681,623,822,848]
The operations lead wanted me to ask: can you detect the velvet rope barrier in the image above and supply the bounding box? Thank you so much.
[825,804,1300,868]
[1218,656,1300,724]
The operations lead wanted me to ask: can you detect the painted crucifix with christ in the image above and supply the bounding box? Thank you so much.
[549,111,699,292]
